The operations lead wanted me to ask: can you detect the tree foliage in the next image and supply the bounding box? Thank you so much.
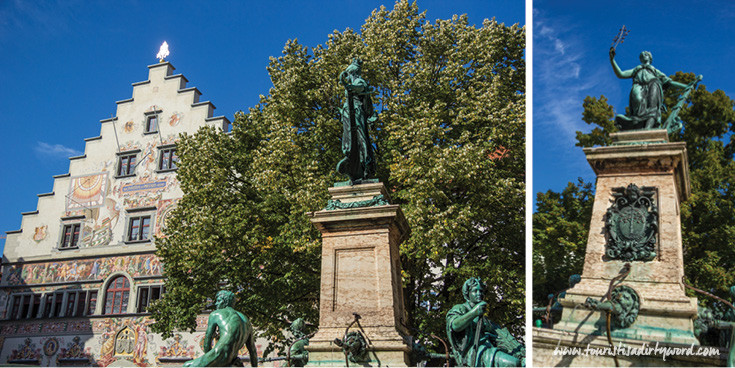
[533,72,735,310]
[532,179,592,305]
[149,0,525,354]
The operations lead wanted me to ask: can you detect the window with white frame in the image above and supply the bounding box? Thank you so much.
[60,223,82,249]
[37,289,98,318]
[157,145,178,172]
[117,152,138,177]
[145,114,159,133]
[124,207,155,243]
[127,215,152,242]
[136,285,164,313]
[104,276,130,315]
[66,289,97,317]
[8,293,39,319]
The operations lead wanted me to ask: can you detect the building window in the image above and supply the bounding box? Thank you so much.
[7,292,101,320]
[145,115,158,133]
[9,295,21,319]
[43,294,53,318]
[127,215,152,242]
[104,276,130,315]
[53,292,63,317]
[59,289,97,317]
[137,285,164,313]
[60,223,81,249]
[31,294,41,318]
[87,290,98,315]
[7,294,39,319]
[157,147,178,172]
[65,292,76,317]
[117,153,137,177]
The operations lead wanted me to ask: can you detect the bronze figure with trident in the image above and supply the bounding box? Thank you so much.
[608,26,702,132]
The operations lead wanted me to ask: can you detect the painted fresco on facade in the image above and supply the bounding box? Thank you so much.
[17,323,41,335]
[124,121,135,133]
[68,321,94,333]
[48,136,182,250]
[57,336,93,365]
[4,266,22,285]
[1,325,15,335]
[32,225,48,242]
[67,172,109,211]
[42,336,60,356]
[81,216,114,248]
[155,334,195,364]
[5,254,163,286]
[42,321,67,334]
[96,317,152,367]
[8,338,41,365]
[168,112,182,127]
[155,198,178,237]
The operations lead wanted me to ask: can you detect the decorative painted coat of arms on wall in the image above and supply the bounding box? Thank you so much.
[8,338,41,365]
[605,184,658,262]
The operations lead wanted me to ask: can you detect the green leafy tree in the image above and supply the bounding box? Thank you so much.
[533,72,735,311]
[149,0,525,355]
[532,179,592,306]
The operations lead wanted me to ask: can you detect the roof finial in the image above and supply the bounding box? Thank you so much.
[157,41,170,63]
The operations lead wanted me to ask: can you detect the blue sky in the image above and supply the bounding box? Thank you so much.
[533,0,735,199]
[0,1,524,252]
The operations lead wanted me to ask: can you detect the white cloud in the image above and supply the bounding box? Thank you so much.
[533,12,616,148]
[553,39,565,55]
[34,142,82,158]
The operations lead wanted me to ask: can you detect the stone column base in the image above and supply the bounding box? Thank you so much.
[307,325,410,366]
[307,342,410,367]
[556,279,699,345]
[532,327,725,367]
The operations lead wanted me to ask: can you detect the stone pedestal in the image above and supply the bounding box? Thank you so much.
[554,130,698,345]
[306,182,411,367]
[533,328,725,367]
[536,130,702,366]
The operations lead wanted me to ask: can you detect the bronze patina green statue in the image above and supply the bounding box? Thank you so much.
[337,58,378,184]
[609,46,700,132]
[532,274,581,327]
[583,285,640,329]
[447,278,525,367]
[184,290,258,367]
[288,318,309,367]
[707,286,735,367]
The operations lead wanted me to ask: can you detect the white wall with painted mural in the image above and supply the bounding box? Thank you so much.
[0,61,246,367]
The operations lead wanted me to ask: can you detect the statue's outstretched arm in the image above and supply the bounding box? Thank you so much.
[665,79,689,90]
[609,48,634,79]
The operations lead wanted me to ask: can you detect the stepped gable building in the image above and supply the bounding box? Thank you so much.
[0,61,252,366]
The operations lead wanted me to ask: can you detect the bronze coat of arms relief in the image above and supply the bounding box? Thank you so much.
[605,184,659,262]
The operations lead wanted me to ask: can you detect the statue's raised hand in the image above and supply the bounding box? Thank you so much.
[609,47,616,60]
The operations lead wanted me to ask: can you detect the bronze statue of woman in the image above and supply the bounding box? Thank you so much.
[609,48,693,130]
[337,59,378,183]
